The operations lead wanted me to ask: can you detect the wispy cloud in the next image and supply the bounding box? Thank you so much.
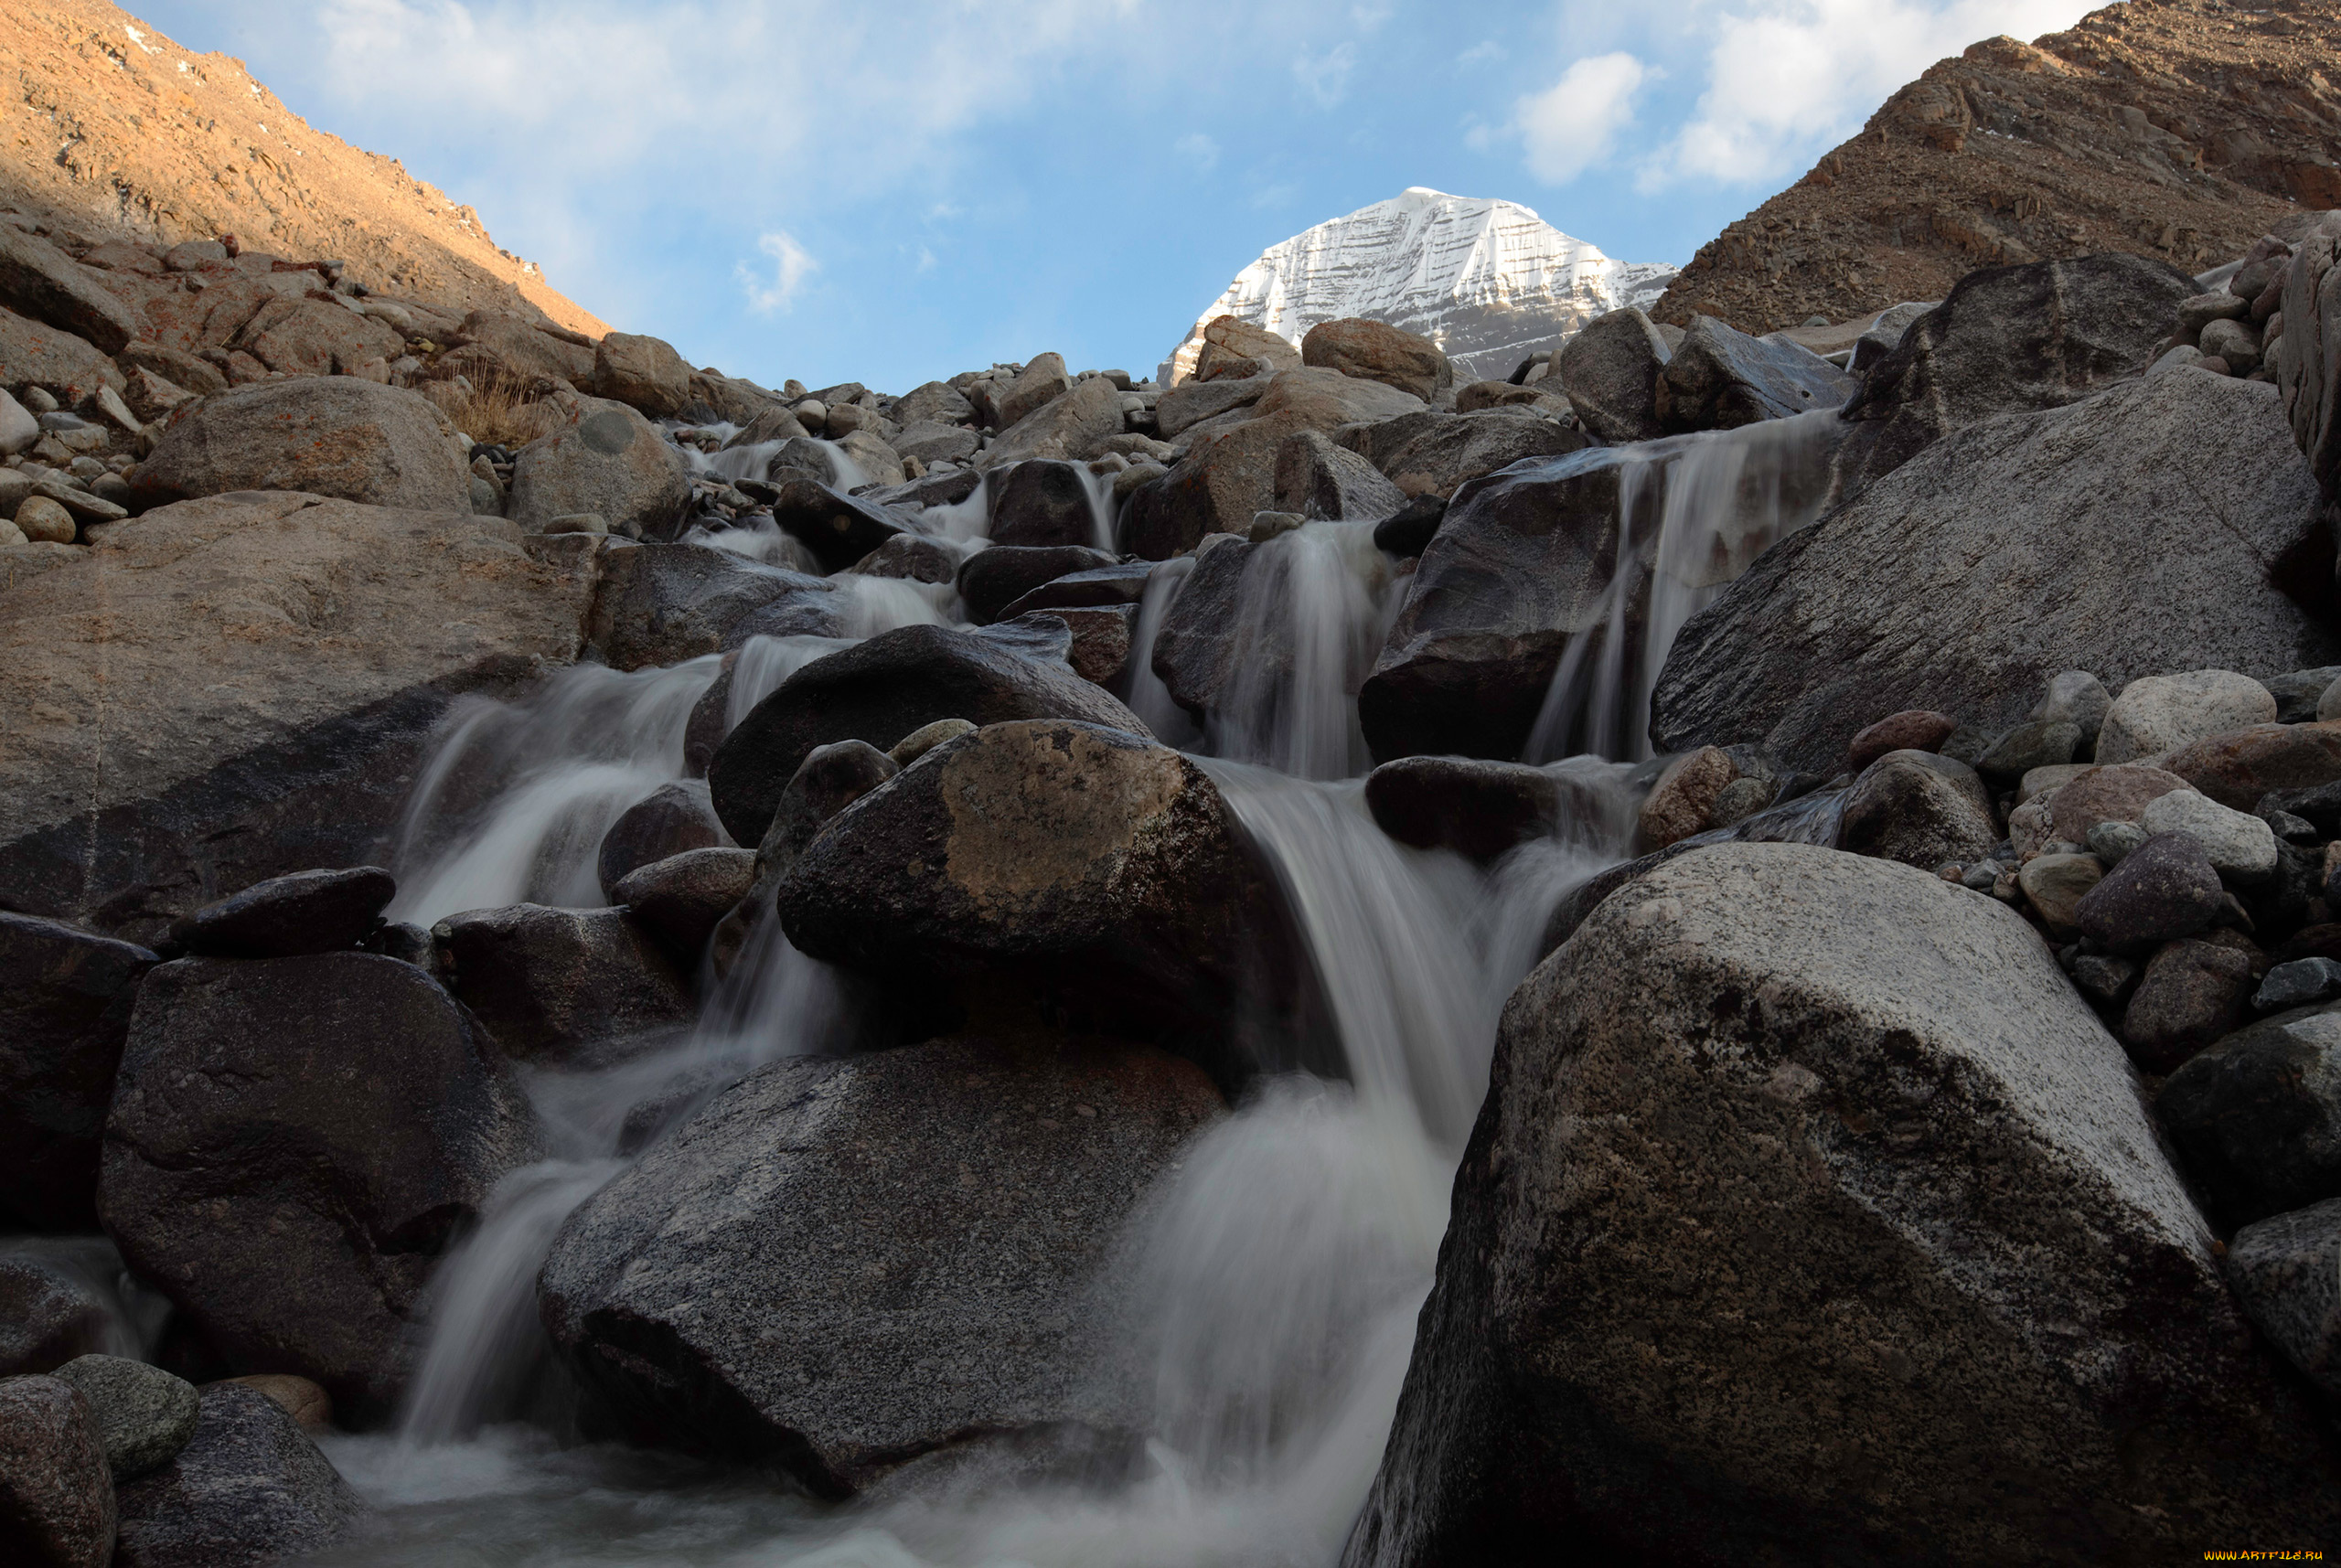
[1175,132,1221,173]
[738,229,817,312]
[1455,39,1501,68]
[1512,51,1651,184]
[1292,40,1360,108]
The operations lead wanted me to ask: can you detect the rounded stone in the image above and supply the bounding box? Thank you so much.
[1844,709,1958,773]
[221,1374,332,1433]
[49,1356,198,1479]
[889,718,978,767]
[2139,789,2279,880]
[14,495,76,545]
[2017,851,2105,935]
[0,1373,113,1568]
[2097,670,2276,764]
[2122,937,2254,1073]
[2073,832,2225,949]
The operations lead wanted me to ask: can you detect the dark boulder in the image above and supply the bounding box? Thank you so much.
[114,1383,362,1568]
[1833,751,1997,869]
[956,545,1116,626]
[1272,429,1406,520]
[2227,1197,2341,1396]
[1346,844,2341,1564]
[1363,756,1609,862]
[2122,937,2255,1073]
[778,720,1309,1081]
[0,914,157,1231]
[2074,832,2225,951]
[1369,494,1445,558]
[433,904,692,1064]
[1841,251,2200,496]
[1554,306,1670,443]
[0,1245,135,1378]
[0,1373,113,1568]
[848,532,959,585]
[1655,315,1855,432]
[2159,1004,2341,1231]
[1335,408,1589,501]
[167,867,395,959]
[987,460,1104,549]
[595,782,723,901]
[769,476,922,572]
[705,624,1149,847]
[539,1034,1222,1495]
[995,560,1158,620]
[587,542,837,671]
[98,955,543,1417]
[756,741,899,885]
[1651,369,2337,776]
[609,848,755,960]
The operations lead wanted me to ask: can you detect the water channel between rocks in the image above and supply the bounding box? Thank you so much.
[237,414,1831,1566]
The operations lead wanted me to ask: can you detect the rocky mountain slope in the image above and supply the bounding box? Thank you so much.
[1654,0,2341,333]
[1,0,605,336]
[1161,188,1675,385]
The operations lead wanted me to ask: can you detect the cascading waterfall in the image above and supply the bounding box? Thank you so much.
[305,402,1831,1566]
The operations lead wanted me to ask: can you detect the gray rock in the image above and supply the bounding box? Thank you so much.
[768,475,922,572]
[1656,314,1855,432]
[978,374,1124,470]
[2071,952,2140,1008]
[2122,937,2253,1073]
[2272,214,2341,494]
[1834,749,1998,869]
[2257,957,2341,1013]
[2159,1007,2341,1229]
[99,955,543,1418]
[587,541,835,670]
[2031,669,2111,752]
[49,1357,198,1480]
[114,1383,361,1568]
[167,867,395,959]
[540,1036,1222,1494]
[590,332,694,420]
[595,782,722,900]
[992,352,1071,429]
[0,387,38,455]
[706,624,1149,847]
[1368,494,1444,558]
[892,420,979,466]
[1301,317,1451,402]
[2073,832,2225,950]
[777,720,1306,1082]
[893,380,975,427]
[987,460,1104,549]
[609,846,754,958]
[1837,252,2197,496]
[1273,429,1406,521]
[1650,370,2336,776]
[2139,788,2279,879]
[0,226,138,354]
[2178,289,2251,339]
[2269,666,2341,723]
[2227,1197,2341,1395]
[2098,670,2277,764]
[508,400,691,541]
[0,1243,140,1378]
[1345,843,2341,1564]
[1333,408,1589,502]
[1363,756,1604,862]
[0,1373,113,1568]
[997,560,1158,621]
[957,545,1117,626]
[2202,315,2263,375]
[0,914,157,1230]
[850,532,960,585]
[1554,306,1670,443]
[1844,300,1936,375]
[433,904,691,1065]
[124,379,470,512]
[1154,374,1267,439]
[1974,719,2080,784]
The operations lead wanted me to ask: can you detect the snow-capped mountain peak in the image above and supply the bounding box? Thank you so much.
[1162,187,1675,385]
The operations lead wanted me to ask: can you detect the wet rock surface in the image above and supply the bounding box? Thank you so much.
[0,1372,114,1568]
[539,1033,1223,1495]
[0,913,158,1230]
[1348,844,2341,1564]
[587,542,834,670]
[433,903,692,1064]
[168,867,396,959]
[114,1382,363,1568]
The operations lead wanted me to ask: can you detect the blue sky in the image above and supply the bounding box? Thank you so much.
[129,1,2104,391]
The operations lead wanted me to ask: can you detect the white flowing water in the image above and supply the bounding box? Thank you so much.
[300,411,1810,1565]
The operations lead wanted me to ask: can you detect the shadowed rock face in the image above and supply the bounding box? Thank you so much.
[1652,368,2336,777]
[0,914,158,1232]
[538,1033,1224,1496]
[114,1382,364,1567]
[1347,843,2341,1566]
[99,955,543,1419]
[0,493,596,941]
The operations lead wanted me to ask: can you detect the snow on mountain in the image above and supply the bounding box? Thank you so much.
[1160,187,1676,386]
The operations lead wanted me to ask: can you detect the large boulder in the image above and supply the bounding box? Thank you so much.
[539,1034,1223,1494]
[1842,251,2204,496]
[507,399,691,540]
[1301,317,1451,402]
[987,459,1104,549]
[2273,213,2341,496]
[0,492,595,939]
[1274,429,1407,520]
[1655,315,1855,432]
[226,296,402,378]
[169,866,397,959]
[0,1243,143,1377]
[0,914,158,1231]
[768,475,921,573]
[50,1356,199,1481]
[1651,368,2337,777]
[1334,408,1590,500]
[0,1373,113,1568]
[957,544,1116,626]
[1154,374,1267,439]
[124,379,471,511]
[778,720,1309,1079]
[99,954,544,1417]
[433,903,692,1064]
[591,332,694,419]
[0,306,126,407]
[706,624,1149,846]
[1347,844,2341,1564]
[114,1383,362,1568]
[2158,1006,2341,1231]
[978,374,1124,470]
[444,309,595,384]
[1555,307,1671,443]
[1124,368,1426,558]
[586,541,834,670]
[0,226,138,354]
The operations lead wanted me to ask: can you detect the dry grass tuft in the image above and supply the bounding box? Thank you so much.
[417,369,572,450]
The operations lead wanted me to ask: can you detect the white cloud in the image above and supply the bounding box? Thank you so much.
[1175,132,1221,173]
[1513,51,1650,184]
[1292,41,1360,108]
[1455,40,1502,68]
[1649,0,2101,185]
[738,230,817,312]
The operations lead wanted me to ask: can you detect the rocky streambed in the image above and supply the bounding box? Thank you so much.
[6,202,2341,1565]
